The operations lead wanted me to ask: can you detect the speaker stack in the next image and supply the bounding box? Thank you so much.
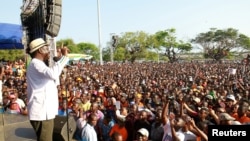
[45,0,62,37]
[21,0,46,45]
[20,0,62,47]
[53,115,77,141]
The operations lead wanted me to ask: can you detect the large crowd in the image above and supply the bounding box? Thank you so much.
[1,59,250,141]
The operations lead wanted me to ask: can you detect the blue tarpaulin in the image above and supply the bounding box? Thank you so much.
[0,23,24,49]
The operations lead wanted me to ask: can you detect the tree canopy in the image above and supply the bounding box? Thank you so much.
[191,28,250,61]
[152,29,192,63]
[1,27,250,63]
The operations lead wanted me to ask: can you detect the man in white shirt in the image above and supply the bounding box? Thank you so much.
[26,38,69,141]
[81,113,98,141]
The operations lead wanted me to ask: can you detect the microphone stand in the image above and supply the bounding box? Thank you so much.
[63,58,70,141]
[60,46,70,141]
[65,88,70,141]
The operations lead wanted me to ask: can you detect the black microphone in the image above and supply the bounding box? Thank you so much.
[53,57,61,62]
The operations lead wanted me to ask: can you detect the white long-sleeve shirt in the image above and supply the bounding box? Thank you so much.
[81,123,98,141]
[27,56,68,120]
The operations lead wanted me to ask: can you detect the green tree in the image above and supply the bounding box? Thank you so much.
[114,47,126,61]
[76,42,99,60]
[145,51,158,61]
[56,38,78,53]
[191,28,250,61]
[102,47,110,62]
[152,29,192,63]
[0,50,25,61]
[117,31,150,63]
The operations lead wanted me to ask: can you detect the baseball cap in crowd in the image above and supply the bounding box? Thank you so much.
[74,98,82,104]
[198,107,209,112]
[137,128,149,138]
[29,38,48,53]
[219,113,235,121]
[76,77,82,82]
[193,97,200,104]
[226,94,235,101]
[205,94,213,100]
[135,93,142,99]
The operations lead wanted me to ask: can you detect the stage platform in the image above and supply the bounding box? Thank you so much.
[0,113,36,141]
[0,113,77,141]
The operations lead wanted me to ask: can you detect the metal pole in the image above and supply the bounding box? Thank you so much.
[111,45,114,64]
[97,0,103,65]
[157,50,160,63]
[110,33,115,64]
